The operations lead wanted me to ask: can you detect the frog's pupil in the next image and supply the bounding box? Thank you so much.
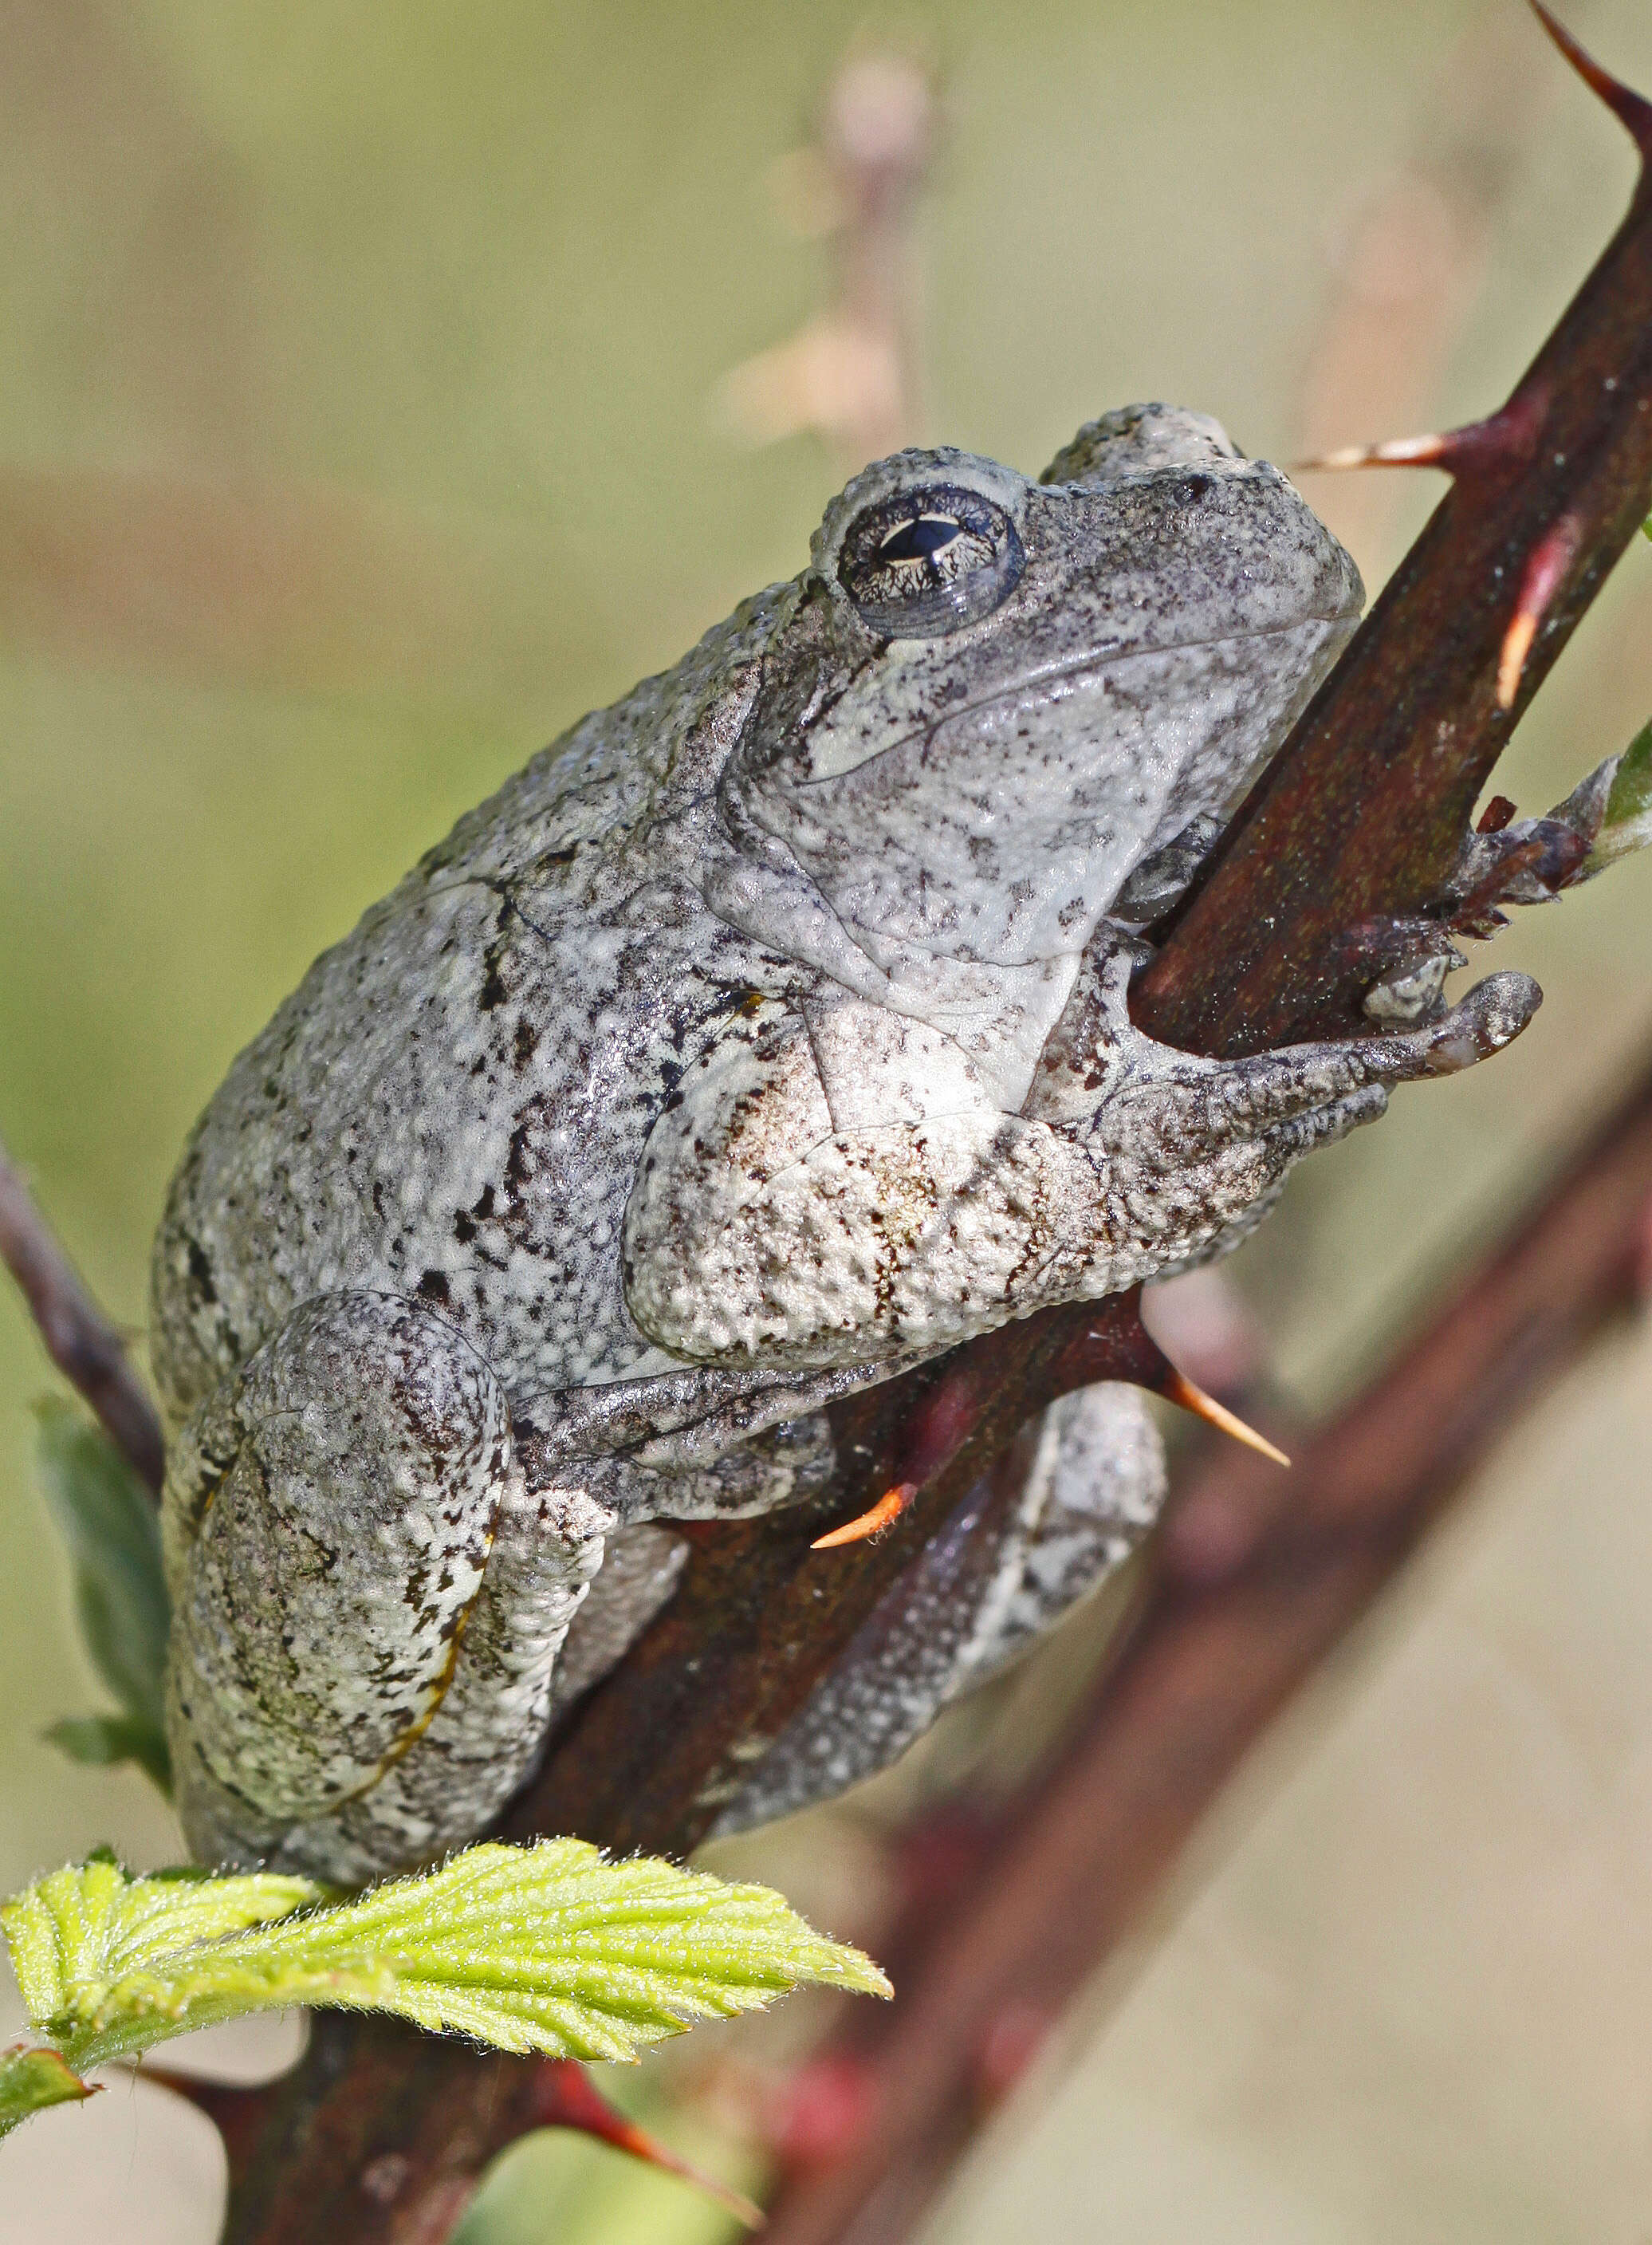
[879,514,961,564]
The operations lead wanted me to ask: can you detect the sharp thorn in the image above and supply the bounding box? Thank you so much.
[1497,513,1582,710]
[1496,614,1540,712]
[1094,1286,1287,1463]
[812,1358,984,1548]
[1158,1369,1291,1467]
[529,2060,765,2229]
[1529,3,1652,160]
[812,1483,917,1549]
[1296,389,1548,486]
[602,2125,766,2231]
[1294,433,1449,473]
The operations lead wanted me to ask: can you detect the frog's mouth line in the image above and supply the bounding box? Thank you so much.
[790,605,1361,790]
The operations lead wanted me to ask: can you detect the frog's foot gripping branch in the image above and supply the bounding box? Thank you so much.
[1104,970,1538,1164]
[1340,728,1652,1024]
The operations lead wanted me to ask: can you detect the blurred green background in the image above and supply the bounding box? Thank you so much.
[4,2,1652,2239]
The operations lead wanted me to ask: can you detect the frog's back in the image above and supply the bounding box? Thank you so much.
[151,589,793,1429]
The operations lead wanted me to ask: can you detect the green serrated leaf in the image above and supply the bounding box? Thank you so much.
[2,1842,891,2078]
[44,1714,173,1792]
[33,1402,171,1793]
[0,2045,96,2139]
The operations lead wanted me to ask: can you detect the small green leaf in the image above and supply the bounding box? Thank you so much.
[0,2046,96,2139]
[1586,717,1652,873]
[44,1715,172,1792]
[2,1842,891,2079]
[33,1400,171,1794]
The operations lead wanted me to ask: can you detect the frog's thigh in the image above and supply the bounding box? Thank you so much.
[165,1291,522,1870]
[711,1384,1166,1834]
[335,1424,836,1874]
[297,1461,612,1882]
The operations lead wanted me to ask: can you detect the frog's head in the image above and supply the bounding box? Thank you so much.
[726,404,1362,976]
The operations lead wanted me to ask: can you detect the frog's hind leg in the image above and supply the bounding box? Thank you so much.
[163,1291,608,1881]
[710,1384,1166,1833]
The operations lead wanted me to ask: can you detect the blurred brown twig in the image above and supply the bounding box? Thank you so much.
[0,1132,163,1494]
[715,48,937,468]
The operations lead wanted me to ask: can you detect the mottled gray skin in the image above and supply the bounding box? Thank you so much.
[152,405,1539,1879]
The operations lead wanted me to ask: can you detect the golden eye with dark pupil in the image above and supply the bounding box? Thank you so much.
[879,514,962,564]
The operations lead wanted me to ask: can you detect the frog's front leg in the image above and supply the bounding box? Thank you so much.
[623,967,1538,1372]
[623,997,1092,1366]
[1026,939,1541,1273]
[163,1292,609,1879]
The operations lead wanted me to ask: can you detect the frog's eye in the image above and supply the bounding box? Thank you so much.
[836,483,1023,638]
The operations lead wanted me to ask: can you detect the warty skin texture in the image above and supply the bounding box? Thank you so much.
[151,405,1539,1879]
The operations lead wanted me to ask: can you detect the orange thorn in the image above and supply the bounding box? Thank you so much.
[1296,390,1548,486]
[812,1482,917,1550]
[1158,1369,1291,1468]
[1497,513,1581,711]
[1529,4,1652,159]
[1496,613,1540,713]
[1295,432,1449,473]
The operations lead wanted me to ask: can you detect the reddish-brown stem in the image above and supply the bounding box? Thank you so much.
[758,1034,1652,2245]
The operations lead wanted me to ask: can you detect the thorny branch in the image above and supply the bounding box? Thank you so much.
[757,1026,1652,2245]
[2,12,1650,2244]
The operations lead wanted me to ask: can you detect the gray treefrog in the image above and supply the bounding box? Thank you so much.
[151,405,1537,1879]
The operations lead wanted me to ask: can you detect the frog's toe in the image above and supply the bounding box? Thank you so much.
[1127,969,1540,1167]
